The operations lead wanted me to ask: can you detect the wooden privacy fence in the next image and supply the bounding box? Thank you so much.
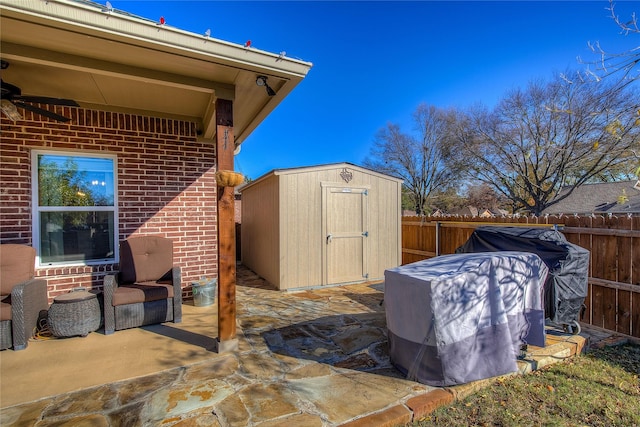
[401,215,640,339]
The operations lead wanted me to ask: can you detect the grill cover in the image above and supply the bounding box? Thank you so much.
[455,226,589,324]
[385,251,547,386]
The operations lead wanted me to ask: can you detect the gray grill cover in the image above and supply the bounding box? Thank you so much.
[385,252,547,387]
[455,226,589,324]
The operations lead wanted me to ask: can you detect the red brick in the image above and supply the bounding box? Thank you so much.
[1,107,220,301]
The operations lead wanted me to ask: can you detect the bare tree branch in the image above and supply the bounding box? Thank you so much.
[449,73,639,215]
[364,104,460,214]
[579,0,640,82]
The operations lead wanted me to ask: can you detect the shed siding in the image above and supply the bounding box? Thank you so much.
[367,175,403,279]
[280,170,324,289]
[241,174,280,286]
[242,163,402,290]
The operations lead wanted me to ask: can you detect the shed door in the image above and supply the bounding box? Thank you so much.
[322,185,368,285]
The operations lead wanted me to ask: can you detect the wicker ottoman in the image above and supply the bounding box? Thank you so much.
[48,290,102,338]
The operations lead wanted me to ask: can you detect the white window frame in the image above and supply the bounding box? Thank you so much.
[32,149,119,267]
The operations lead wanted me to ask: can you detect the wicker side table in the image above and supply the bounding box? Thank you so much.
[48,290,102,338]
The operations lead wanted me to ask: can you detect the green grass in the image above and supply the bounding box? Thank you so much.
[411,343,640,427]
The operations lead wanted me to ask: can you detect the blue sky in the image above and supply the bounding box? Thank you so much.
[116,1,639,180]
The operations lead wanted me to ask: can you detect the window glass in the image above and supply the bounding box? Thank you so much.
[38,155,115,207]
[34,152,117,265]
[39,211,115,264]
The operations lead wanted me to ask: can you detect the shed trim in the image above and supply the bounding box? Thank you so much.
[241,162,403,192]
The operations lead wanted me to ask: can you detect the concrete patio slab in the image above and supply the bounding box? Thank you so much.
[0,265,608,426]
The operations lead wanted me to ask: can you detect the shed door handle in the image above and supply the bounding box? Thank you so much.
[327,234,332,244]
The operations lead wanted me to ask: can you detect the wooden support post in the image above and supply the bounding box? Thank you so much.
[215,98,238,352]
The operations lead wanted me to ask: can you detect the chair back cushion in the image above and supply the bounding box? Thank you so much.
[0,244,36,296]
[119,236,173,284]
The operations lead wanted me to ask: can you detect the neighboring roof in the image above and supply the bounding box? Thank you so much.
[0,0,312,143]
[240,162,404,192]
[452,206,479,217]
[478,208,510,217]
[543,180,640,215]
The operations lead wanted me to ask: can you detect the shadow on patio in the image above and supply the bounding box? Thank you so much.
[0,264,596,427]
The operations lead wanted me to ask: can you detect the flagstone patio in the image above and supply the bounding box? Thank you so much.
[0,265,606,426]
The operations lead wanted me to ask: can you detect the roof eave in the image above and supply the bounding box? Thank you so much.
[0,0,313,143]
[0,0,313,78]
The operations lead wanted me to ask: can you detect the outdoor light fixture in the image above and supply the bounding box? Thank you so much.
[0,99,23,121]
[256,75,276,97]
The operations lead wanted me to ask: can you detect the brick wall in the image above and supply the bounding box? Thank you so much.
[0,107,219,301]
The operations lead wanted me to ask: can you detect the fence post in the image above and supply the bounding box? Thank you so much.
[435,221,440,256]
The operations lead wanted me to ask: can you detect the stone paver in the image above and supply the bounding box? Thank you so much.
[405,390,455,420]
[0,266,612,427]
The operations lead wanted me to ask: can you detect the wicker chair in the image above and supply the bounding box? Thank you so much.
[103,236,182,335]
[0,244,48,350]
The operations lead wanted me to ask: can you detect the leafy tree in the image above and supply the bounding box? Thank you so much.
[38,158,95,207]
[38,157,110,227]
[364,104,460,215]
[447,73,639,215]
[430,187,468,214]
[401,187,416,212]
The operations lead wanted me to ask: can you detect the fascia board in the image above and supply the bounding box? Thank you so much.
[0,0,313,79]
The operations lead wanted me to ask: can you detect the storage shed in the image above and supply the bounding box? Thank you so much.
[240,163,403,290]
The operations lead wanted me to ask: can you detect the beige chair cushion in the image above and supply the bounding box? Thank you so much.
[111,282,175,306]
[0,300,12,321]
[0,244,36,296]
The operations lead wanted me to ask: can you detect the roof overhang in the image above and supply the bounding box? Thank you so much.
[0,0,312,143]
